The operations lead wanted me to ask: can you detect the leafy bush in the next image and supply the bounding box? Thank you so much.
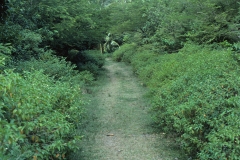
[0,37,96,160]
[116,43,240,159]
[0,69,84,160]
[130,49,156,76]
[13,51,94,86]
[75,50,105,76]
[0,43,13,69]
[84,50,105,69]
[13,29,45,60]
[112,43,137,63]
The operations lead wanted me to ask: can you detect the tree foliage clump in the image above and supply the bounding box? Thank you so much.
[108,0,239,53]
[1,0,108,59]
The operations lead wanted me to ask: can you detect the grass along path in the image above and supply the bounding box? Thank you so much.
[71,58,187,160]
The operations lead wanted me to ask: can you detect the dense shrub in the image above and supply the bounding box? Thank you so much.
[0,43,90,159]
[112,43,137,62]
[113,43,240,159]
[12,29,45,60]
[75,50,105,76]
[0,69,84,160]
[149,45,240,159]
[13,51,94,86]
[0,43,12,68]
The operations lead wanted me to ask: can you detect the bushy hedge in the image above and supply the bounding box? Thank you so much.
[13,52,94,86]
[113,43,240,159]
[0,44,93,160]
[0,69,84,160]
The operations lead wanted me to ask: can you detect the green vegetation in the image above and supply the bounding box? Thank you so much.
[111,1,240,159]
[0,69,82,159]
[0,43,100,159]
[1,0,240,159]
[113,42,240,159]
[0,0,105,159]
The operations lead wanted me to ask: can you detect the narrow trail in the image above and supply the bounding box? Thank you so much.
[72,58,186,160]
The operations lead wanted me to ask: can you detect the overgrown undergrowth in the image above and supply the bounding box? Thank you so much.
[0,43,105,159]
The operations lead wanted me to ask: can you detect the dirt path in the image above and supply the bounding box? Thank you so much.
[71,59,186,160]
